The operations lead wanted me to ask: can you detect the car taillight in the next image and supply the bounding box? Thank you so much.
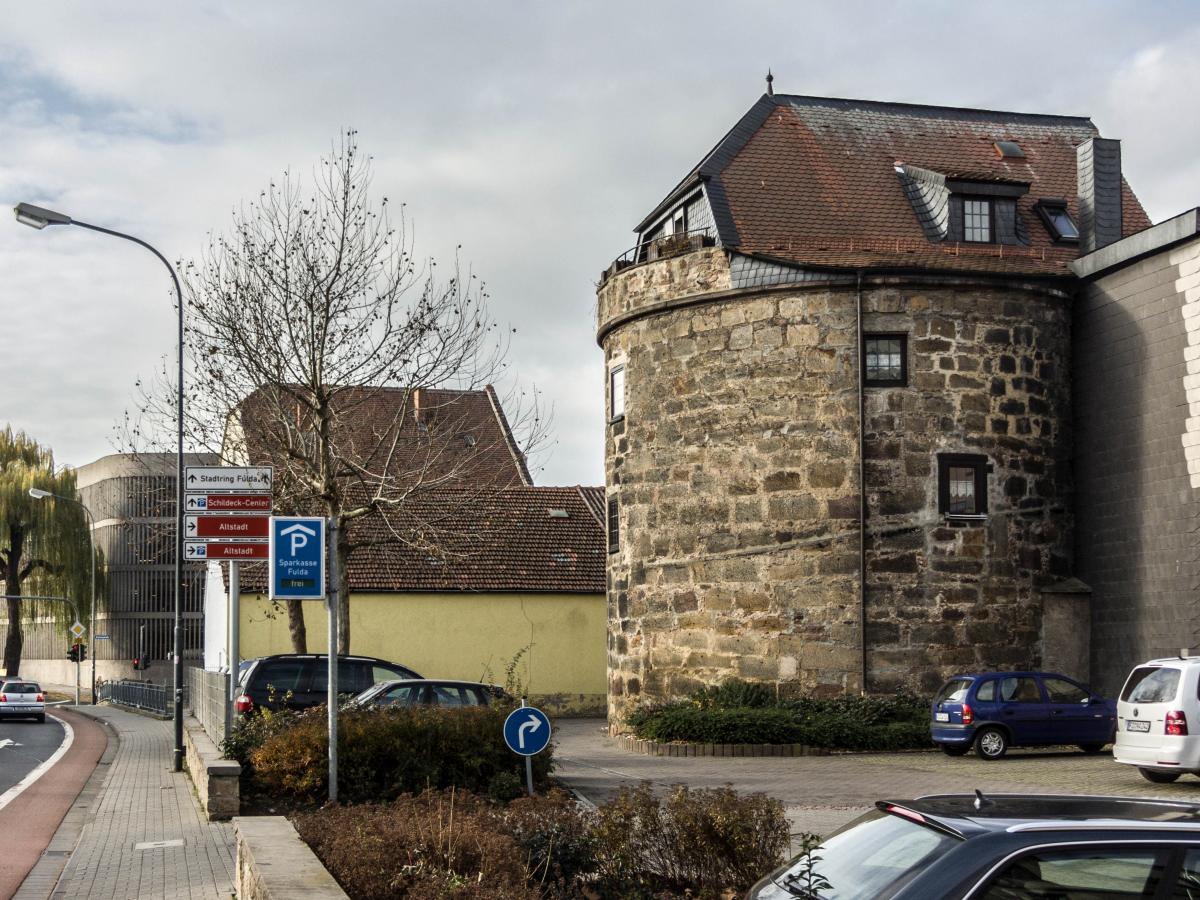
[235,694,253,714]
[0,695,7,703]
[1166,710,1188,735]
[36,694,43,702]
[962,703,973,725]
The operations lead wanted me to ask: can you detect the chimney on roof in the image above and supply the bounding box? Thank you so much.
[1076,137,1123,253]
[412,388,422,423]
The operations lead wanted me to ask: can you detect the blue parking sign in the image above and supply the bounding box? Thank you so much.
[270,516,326,600]
[503,706,551,756]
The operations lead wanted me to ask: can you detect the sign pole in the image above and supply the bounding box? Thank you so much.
[75,649,80,707]
[521,697,533,796]
[226,561,240,739]
[327,517,339,803]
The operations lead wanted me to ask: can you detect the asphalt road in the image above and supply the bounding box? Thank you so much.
[0,714,65,794]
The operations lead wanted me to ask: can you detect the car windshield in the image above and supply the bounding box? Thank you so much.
[773,810,960,899]
[1121,667,1181,703]
[934,679,972,704]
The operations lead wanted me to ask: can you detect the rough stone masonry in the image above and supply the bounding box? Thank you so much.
[598,248,1073,724]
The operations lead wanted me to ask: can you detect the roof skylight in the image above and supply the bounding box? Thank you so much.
[994,140,1025,159]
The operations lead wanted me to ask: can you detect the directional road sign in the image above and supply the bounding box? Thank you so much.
[70,621,85,639]
[185,540,270,561]
[185,493,272,513]
[503,706,551,756]
[184,466,272,494]
[185,514,270,540]
[95,634,110,641]
[270,516,326,600]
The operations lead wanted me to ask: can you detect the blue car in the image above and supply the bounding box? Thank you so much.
[930,671,1116,760]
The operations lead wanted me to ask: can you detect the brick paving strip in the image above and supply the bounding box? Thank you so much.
[553,719,1200,845]
[15,706,235,900]
[0,710,107,898]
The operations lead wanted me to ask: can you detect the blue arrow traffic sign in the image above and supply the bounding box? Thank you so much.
[503,706,551,756]
[269,516,326,600]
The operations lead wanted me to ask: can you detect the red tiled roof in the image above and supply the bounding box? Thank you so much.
[645,94,1152,277]
[236,486,605,594]
[235,384,531,502]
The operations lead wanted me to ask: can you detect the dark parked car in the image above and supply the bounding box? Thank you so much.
[747,793,1200,899]
[349,679,511,710]
[930,671,1116,759]
[235,654,421,713]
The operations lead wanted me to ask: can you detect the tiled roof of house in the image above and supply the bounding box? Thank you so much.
[235,384,531,491]
[236,485,605,594]
[639,93,1152,277]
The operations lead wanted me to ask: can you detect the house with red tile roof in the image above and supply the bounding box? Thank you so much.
[597,88,1169,722]
[205,385,607,714]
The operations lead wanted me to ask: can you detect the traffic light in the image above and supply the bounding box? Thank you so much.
[66,645,78,663]
[78,644,87,663]
[132,656,149,671]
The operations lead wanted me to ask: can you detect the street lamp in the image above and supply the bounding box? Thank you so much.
[29,488,96,704]
[16,201,188,773]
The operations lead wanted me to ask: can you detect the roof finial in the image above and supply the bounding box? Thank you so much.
[766,69,774,97]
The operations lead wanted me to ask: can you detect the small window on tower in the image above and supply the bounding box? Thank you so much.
[609,365,625,422]
[937,454,990,519]
[607,497,619,554]
[963,198,993,243]
[863,334,907,387]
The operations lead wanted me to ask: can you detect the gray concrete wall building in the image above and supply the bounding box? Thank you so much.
[1071,210,1200,694]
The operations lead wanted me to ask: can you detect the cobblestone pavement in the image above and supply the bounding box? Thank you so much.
[554,719,1200,840]
[17,705,234,900]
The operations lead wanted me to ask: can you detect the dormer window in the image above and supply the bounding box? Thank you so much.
[1035,200,1079,243]
[963,198,993,243]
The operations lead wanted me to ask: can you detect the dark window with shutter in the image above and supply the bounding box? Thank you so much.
[607,497,619,554]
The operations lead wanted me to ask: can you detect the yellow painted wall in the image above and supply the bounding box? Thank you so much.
[238,591,607,715]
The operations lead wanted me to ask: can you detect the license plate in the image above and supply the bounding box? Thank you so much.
[1126,720,1151,732]
[935,712,950,722]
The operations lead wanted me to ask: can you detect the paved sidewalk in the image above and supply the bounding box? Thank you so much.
[16,705,234,900]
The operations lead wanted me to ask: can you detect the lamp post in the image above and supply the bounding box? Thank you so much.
[29,488,96,703]
[15,202,187,772]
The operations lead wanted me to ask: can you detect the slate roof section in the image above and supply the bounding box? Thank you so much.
[636,93,1152,277]
[236,485,605,594]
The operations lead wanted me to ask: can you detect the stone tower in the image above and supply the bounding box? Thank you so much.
[597,93,1152,724]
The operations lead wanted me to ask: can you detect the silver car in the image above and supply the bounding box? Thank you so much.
[0,680,45,722]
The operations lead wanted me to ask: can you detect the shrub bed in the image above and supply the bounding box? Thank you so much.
[626,681,933,751]
[225,704,551,807]
[294,783,791,899]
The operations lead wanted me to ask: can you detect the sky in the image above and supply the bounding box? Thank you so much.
[1,1,1198,487]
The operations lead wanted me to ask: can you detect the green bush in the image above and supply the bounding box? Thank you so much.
[249,704,554,806]
[692,678,775,709]
[625,682,934,750]
[294,783,788,900]
[627,704,804,744]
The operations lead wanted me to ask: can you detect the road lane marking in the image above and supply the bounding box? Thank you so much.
[0,715,73,813]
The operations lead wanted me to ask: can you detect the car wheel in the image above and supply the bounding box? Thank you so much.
[1139,768,1181,784]
[975,727,1008,760]
[1078,743,1106,754]
[940,744,969,757]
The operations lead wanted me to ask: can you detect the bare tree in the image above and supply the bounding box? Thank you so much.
[125,131,546,653]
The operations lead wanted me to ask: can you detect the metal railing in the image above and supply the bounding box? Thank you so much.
[98,679,181,718]
[185,666,228,745]
[601,228,715,282]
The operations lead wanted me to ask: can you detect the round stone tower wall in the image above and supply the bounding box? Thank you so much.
[598,248,1073,724]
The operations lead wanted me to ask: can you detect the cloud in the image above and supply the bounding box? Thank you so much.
[0,1,1197,485]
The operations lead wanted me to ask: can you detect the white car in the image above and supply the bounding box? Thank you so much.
[1114,655,1200,783]
[0,680,46,722]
